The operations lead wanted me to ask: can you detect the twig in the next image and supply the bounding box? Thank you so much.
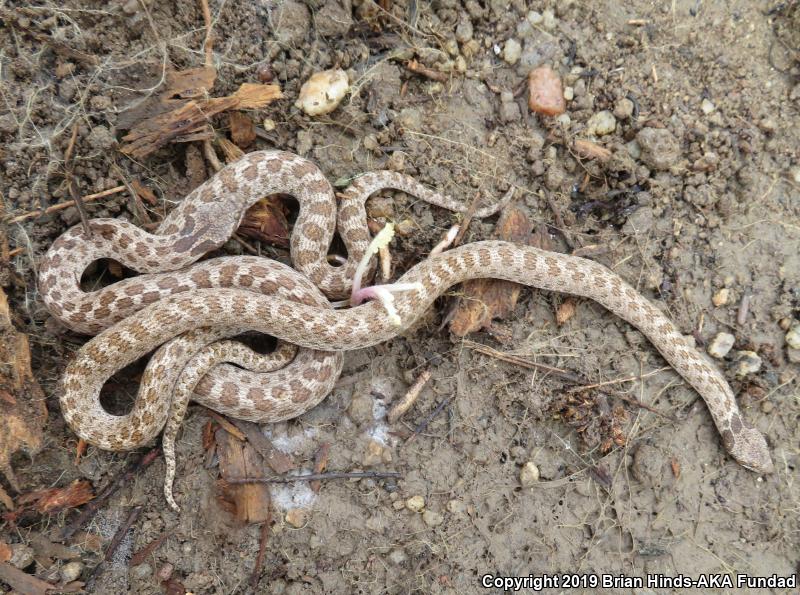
[453,192,482,246]
[61,448,160,540]
[406,397,452,444]
[737,290,751,326]
[388,368,432,423]
[463,340,580,380]
[544,192,575,250]
[199,0,215,68]
[226,471,401,484]
[64,122,92,236]
[130,532,167,566]
[206,410,246,440]
[250,517,271,590]
[7,186,126,225]
[104,506,142,561]
[405,59,448,82]
[565,367,671,393]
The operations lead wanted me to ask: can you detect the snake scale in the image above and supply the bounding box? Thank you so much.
[39,150,773,510]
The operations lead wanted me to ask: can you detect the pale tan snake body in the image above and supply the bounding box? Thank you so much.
[39,151,774,509]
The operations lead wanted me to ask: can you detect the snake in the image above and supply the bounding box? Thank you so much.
[38,150,774,510]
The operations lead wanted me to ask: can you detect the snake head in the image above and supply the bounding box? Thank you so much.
[725,425,774,474]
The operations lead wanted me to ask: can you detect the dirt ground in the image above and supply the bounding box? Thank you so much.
[1,0,799,593]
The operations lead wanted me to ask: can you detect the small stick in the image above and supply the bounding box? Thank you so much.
[405,59,448,82]
[104,506,142,561]
[199,0,215,68]
[130,533,167,566]
[737,291,751,326]
[226,471,401,484]
[250,518,271,590]
[7,247,22,258]
[544,192,575,250]
[565,367,671,393]
[464,340,580,380]
[406,397,452,444]
[453,192,482,246]
[206,410,246,440]
[61,448,160,540]
[388,368,432,423]
[7,186,126,225]
[64,122,92,236]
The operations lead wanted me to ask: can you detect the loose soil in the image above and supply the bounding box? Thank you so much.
[1,1,798,594]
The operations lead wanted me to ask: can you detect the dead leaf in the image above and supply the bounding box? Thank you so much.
[449,207,533,336]
[238,197,291,248]
[556,296,577,325]
[218,137,245,163]
[229,112,256,148]
[0,287,47,493]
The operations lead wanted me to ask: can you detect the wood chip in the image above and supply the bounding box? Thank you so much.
[0,541,10,563]
[238,198,291,248]
[229,419,296,474]
[215,428,271,523]
[449,207,533,336]
[229,112,256,148]
[13,480,94,516]
[555,296,577,325]
[0,287,47,492]
[573,139,612,162]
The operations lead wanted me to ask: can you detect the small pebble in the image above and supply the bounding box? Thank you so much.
[405,495,425,512]
[388,549,407,564]
[528,66,565,116]
[586,110,616,136]
[708,332,735,359]
[636,127,680,170]
[392,500,405,510]
[503,39,521,65]
[555,113,571,128]
[455,18,473,43]
[262,118,276,131]
[285,508,308,528]
[734,351,762,377]
[60,561,83,583]
[712,288,730,307]
[563,86,574,101]
[295,69,349,116]
[157,563,174,581]
[613,97,634,119]
[520,461,540,486]
[785,324,800,349]
[790,165,800,184]
[446,499,466,514]
[760,401,774,414]
[701,98,716,114]
[527,10,543,25]
[422,510,444,527]
[542,9,556,30]
[9,543,35,569]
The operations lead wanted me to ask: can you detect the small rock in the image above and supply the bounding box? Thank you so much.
[586,110,616,136]
[131,563,153,579]
[613,97,634,119]
[499,100,521,123]
[761,400,774,414]
[455,17,473,43]
[60,561,83,583]
[785,324,800,349]
[563,86,574,101]
[636,127,680,170]
[157,563,174,581]
[392,499,405,510]
[405,495,425,512]
[285,508,308,528]
[362,440,386,467]
[528,65,565,116]
[542,9,556,30]
[122,0,139,15]
[422,510,444,527]
[527,10,543,25]
[733,351,762,377]
[9,543,35,569]
[711,288,730,307]
[388,549,407,564]
[295,69,349,116]
[790,166,800,184]
[519,462,539,486]
[708,332,735,359]
[446,499,466,514]
[502,39,522,65]
[0,113,16,134]
[87,125,115,151]
[314,1,352,37]
[555,113,571,128]
[397,107,422,130]
[271,0,310,46]
[631,444,664,486]
[262,118,276,131]
[701,98,716,114]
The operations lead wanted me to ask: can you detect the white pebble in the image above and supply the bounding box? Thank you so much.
[422,510,444,527]
[405,495,425,512]
[711,288,730,307]
[542,9,556,30]
[295,69,349,116]
[446,499,466,514]
[785,324,800,350]
[388,549,407,564]
[555,113,571,128]
[503,39,522,65]
[734,351,762,376]
[563,86,574,101]
[701,98,716,114]
[262,118,276,131]
[60,561,83,583]
[520,462,540,486]
[527,10,543,25]
[708,332,735,359]
[586,110,616,136]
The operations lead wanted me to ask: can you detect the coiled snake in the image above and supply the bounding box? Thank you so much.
[38,151,774,510]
